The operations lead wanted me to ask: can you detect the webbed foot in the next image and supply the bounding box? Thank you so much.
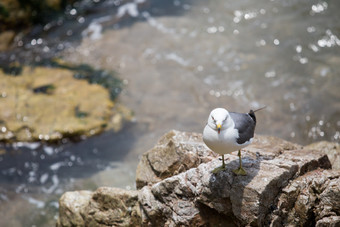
[232,167,247,176]
[212,154,227,174]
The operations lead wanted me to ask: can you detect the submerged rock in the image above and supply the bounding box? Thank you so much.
[57,131,340,226]
[0,65,123,142]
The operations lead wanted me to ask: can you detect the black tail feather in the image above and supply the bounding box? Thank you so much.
[248,106,266,124]
[253,106,267,112]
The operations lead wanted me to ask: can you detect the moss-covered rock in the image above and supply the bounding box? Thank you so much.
[0,65,119,142]
[0,0,70,31]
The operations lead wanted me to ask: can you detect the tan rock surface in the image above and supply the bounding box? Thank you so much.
[57,187,141,227]
[84,187,141,227]
[136,130,218,189]
[306,141,340,170]
[57,190,92,227]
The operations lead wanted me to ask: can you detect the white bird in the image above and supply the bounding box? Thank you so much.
[203,107,265,175]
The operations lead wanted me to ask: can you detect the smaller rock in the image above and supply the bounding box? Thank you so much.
[136,130,217,189]
[57,190,92,227]
[84,187,141,226]
[57,187,142,227]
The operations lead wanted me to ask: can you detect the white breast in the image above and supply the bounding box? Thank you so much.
[203,125,250,155]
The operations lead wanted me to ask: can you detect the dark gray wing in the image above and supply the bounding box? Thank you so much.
[229,112,256,144]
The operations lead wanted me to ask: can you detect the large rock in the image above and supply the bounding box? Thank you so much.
[57,131,339,227]
[138,137,331,226]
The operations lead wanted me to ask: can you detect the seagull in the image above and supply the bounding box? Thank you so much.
[203,107,265,175]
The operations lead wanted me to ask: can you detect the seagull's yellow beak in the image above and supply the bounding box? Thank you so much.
[217,123,221,134]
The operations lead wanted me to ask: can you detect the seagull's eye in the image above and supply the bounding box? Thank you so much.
[212,116,216,122]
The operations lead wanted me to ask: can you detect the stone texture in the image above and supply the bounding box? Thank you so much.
[136,130,218,189]
[269,169,340,227]
[316,216,340,227]
[306,141,340,170]
[57,131,339,227]
[84,187,141,227]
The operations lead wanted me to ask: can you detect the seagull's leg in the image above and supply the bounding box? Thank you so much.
[233,150,247,176]
[212,154,226,174]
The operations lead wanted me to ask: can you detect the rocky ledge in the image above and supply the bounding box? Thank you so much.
[57,130,340,227]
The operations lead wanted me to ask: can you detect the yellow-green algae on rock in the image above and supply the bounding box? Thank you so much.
[0,66,114,142]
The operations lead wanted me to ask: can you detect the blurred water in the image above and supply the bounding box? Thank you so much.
[0,0,340,226]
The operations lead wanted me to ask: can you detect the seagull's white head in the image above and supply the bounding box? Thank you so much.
[207,108,233,134]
